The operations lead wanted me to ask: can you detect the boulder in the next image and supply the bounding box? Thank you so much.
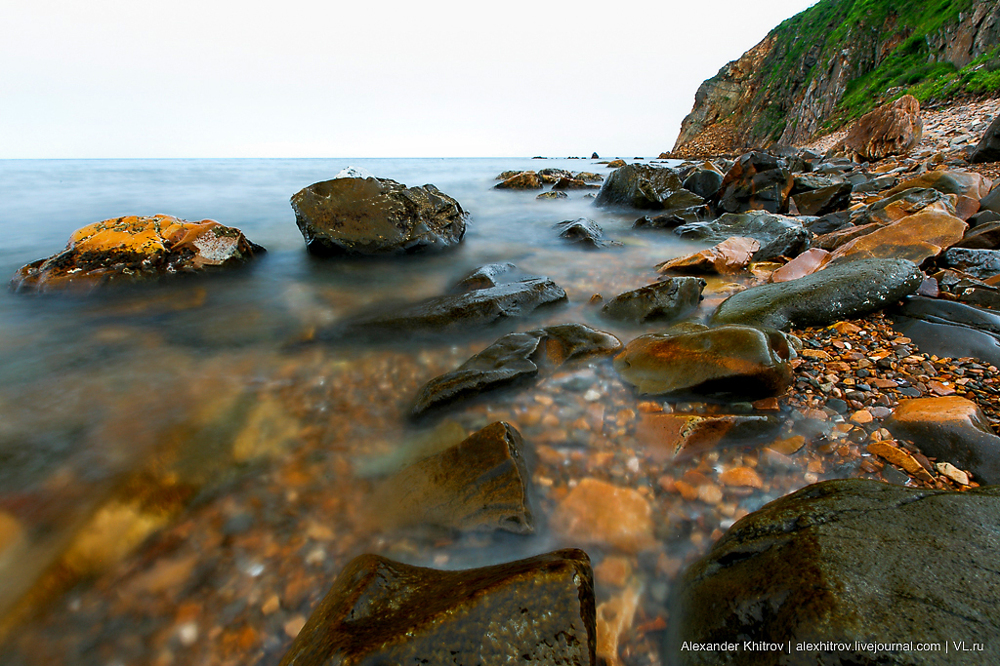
[790,182,853,216]
[573,172,604,183]
[715,152,793,214]
[931,269,1000,310]
[941,248,1000,280]
[593,164,684,209]
[633,207,708,229]
[849,187,957,227]
[667,479,1000,666]
[885,397,1000,485]
[839,94,923,161]
[656,237,760,275]
[552,177,600,190]
[279,549,596,666]
[674,210,807,249]
[370,422,534,533]
[981,186,1000,214]
[888,296,1000,366]
[454,262,519,291]
[635,412,781,461]
[957,220,1000,249]
[11,214,264,293]
[555,218,616,248]
[495,172,543,189]
[600,277,706,324]
[682,167,724,200]
[883,170,993,200]
[770,247,831,282]
[613,325,795,398]
[336,277,567,338]
[828,208,967,264]
[537,191,569,200]
[711,258,922,330]
[970,113,1000,164]
[291,177,468,255]
[411,324,621,416]
[537,168,573,183]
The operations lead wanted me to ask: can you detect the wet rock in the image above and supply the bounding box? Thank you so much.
[607,159,627,168]
[11,215,264,293]
[455,262,519,291]
[839,94,923,161]
[715,152,793,214]
[574,172,604,183]
[957,220,1000,249]
[337,277,567,338]
[883,170,993,200]
[941,248,1000,280]
[371,422,534,533]
[970,113,1000,164]
[851,173,899,193]
[770,248,830,282]
[667,479,1000,665]
[790,182,853,216]
[675,210,807,251]
[552,478,655,553]
[981,186,1000,214]
[593,164,684,209]
[968,209,1000,228]
[828,208,967,264]
[600,277,705,324]
[711,258,923,330]
[888,296,1000,366]
[655,237,760,275]
[885,397,1000,485]
[495,171,543,189]
[633,207,708,230]
[538,168,573,183]
[555,218,616,248]
[613,325,794,398]
[279,549,596,666]
[635,412,781,461]
[682,167,724,200]
[291,177,468,255]
[849,187,956,227]
[931,269,1000,310]
[552,177,601,191]
[536,190,569,200]
[412,324,621,416]
[804,210,851,236]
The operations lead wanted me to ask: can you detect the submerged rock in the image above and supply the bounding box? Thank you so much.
[279,549,596,666]
[454,262,519,291]
[613,325,794,398]
[337,277,568,338]
[667,479,1000,665]
[290,176,468,255]
[711,258,923,330]
[552,479,655,553]
[370,422,534,534]
[601,277,705,324]
[11,215,264,293]
[885,396,1000,485]
[555,218,616,248]
[635,412,781,461]
[411,324,621,416]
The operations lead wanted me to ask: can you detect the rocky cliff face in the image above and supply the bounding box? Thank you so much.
[673,0,1000,156]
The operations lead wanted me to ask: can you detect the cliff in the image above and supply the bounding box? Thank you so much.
[673,0,1000,156]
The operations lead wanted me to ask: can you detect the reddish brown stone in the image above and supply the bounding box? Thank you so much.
[840,95,923,161]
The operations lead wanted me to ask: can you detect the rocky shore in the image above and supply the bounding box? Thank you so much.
[3,95,1000,666]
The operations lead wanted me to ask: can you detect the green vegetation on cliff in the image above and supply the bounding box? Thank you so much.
[678,0,999,151]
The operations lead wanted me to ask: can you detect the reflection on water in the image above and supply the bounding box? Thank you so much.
[0,158,842,665]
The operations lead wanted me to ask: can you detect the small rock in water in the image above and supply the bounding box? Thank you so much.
[278,549,596,666]
[552,478,655,553]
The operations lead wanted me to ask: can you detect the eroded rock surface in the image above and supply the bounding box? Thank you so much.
[280,549,596,666]
[667,479,1000,666]
[290,176,468,255]
[11,215,263,293]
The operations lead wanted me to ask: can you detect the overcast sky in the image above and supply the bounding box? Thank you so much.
[1,0,818,158]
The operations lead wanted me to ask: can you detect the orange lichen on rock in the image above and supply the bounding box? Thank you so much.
[11,214,262,292]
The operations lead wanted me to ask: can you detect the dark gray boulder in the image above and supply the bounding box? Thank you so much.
[601,277,705,324]
[682,168,724,200]
[941,248,1000,280]
[593,164,684,209]
[370,421,535,533]
[337,277,567,338]
[291,176,468,255]
[981,186,1000,214]
[454,262,520,291]
[791,182,853,216]
[711,258,923,330]
[957,220,1000,249]
[888,296,1000,366]
[715,152,793,214]
[970,114,1000,164]
[280,548,596,666]
[412,324,621,416]
[667,479,1000,666]
[675,211,805,246]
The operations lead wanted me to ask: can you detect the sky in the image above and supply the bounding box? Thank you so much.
[1,0,818,158]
